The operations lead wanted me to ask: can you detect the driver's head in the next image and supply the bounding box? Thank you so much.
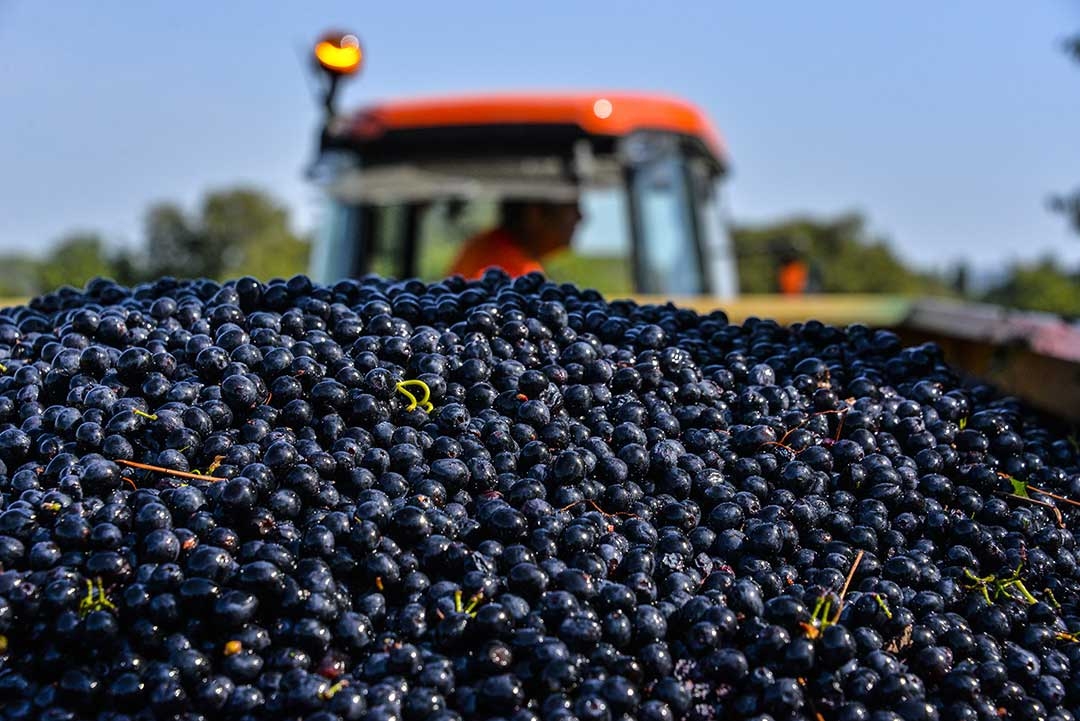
[500,199,582,259]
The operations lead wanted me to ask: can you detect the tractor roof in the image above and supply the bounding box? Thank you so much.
[335,92,726,164]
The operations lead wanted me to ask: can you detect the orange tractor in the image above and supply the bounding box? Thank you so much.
[305,33,737,299]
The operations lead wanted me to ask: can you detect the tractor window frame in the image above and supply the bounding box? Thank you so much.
[622,132,708,296]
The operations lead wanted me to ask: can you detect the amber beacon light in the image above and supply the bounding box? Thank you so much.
[314,32,363,76]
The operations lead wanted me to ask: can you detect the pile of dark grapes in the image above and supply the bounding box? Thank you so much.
[1,270,1079,721]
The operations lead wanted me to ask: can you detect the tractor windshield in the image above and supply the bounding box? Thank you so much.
[312,187,636,296]
[309,132,735,298]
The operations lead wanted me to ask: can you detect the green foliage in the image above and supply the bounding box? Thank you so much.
[543,252,634,297]
[36,233,116,294]
[200,188,310,281]
[145,203,218,279]
[146,187,310,282]
[730,213,948,295]
[0,186,311,299]
[0,256,47,298]
[981,257,1080,319]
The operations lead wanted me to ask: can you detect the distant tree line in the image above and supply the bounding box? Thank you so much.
[730,214,1080,318]
[4,186,1078,319]
[0,186,310,298]
[730,214,947,296]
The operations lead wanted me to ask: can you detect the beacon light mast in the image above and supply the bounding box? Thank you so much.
[309,31,364,161]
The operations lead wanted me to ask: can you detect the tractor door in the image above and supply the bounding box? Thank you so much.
[622,132,737,298]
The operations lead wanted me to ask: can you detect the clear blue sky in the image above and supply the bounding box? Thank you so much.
[2,1,1079,276]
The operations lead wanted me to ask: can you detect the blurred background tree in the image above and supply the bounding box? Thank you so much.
[144,203,216,279]
[1052,194,1080,235]
[0,186,310,297]
[36,233,116,293]
[0,187,1077,319]
[146,187,310,281]
[0,256,51,298]
[1050,31,1080,235]
[200,188,310,281]
[730,213,949,295]
[981,257,1080,317]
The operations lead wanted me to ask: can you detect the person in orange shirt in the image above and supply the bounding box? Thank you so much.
[778,260,809,295]
[449,198,582,280]
[777,251,810,295]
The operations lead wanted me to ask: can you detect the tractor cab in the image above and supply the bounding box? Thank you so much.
[306,34,737,298]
